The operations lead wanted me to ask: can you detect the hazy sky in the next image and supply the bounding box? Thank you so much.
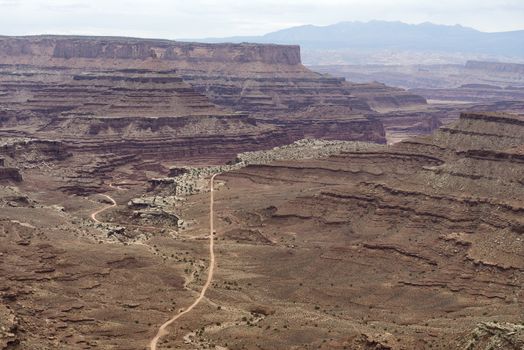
[0,0,523,38]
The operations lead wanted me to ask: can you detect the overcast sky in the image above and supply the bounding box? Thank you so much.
[0,0,523,39]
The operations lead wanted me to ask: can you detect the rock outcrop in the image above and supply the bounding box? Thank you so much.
[464,322,524,350]
[0,304,17,349]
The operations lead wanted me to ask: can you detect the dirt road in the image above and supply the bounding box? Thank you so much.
[90,194,117,224]
[149,173,219,350]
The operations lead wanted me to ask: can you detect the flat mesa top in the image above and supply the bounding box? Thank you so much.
[0,34,301,50]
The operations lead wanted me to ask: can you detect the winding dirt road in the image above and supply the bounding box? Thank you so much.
[90,194,117,224]
[148,173,219,350]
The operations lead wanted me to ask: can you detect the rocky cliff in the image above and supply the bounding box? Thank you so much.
[0,64,386,160]
[0,35,427,115]
[0,35,397,178]
[0,36,303,68]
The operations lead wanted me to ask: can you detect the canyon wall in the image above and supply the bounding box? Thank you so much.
[0,36,303,70]
[0,36,398,171]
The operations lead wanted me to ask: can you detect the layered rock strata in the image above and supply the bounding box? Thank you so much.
[0,35,428,149]
[208,111,524,347]
[0,37,398,175]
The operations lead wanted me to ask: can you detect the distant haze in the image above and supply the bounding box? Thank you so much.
[0,0,523,38]
[191,21,524,65]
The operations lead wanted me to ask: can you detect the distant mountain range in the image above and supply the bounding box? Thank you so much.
[187,21,524,65]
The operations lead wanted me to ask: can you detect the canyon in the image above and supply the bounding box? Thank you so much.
[0,35,522,350]
[0,36,431,148]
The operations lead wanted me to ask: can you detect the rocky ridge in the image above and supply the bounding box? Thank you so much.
[149,139,384,197]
